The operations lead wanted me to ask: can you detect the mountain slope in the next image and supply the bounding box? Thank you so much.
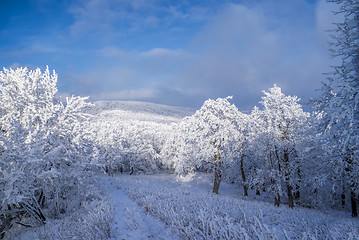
[85,100,194,124]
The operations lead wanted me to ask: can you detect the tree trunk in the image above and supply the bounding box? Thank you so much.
[351,191,358,217]
[294,186,300,200]
[287,184,294,208]
[240,153,248,196]
[212,143,222,194]
[274,194,280,207]
[270,150,280,207]
[342,186,346,208]
[283,148,294,208]
[37,189,45,208]
[256,188,260,195]
[295,168,301,199]
[212,168,221,194]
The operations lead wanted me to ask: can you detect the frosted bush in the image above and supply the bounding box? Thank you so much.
[0,67,92,237]
[11,197,114,240]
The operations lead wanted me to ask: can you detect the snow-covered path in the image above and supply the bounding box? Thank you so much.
[100,177,180,240]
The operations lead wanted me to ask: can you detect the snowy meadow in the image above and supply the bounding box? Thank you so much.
[1,1,359,237]
[0,63,358,239]
[0,66,359,239]
[119,174,359,240]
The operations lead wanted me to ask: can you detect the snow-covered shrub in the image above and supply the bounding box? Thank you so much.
[11,183,113,240]
[0,67,92,237]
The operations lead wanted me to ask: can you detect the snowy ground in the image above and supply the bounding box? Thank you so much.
[11,173,359,240]
[108,173,359,240]
[100,177,180,240]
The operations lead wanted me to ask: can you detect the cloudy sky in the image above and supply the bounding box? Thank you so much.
[0,0,340,110]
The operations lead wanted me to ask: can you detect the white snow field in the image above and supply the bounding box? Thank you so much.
[86,100,194,124]
[14,173,359,240]
[6,100,359,240]
[110,173,359,240]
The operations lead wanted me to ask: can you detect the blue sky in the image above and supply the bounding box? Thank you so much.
[0,0,339,109]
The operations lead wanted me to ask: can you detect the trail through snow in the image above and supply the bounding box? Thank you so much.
[100,177,180,240]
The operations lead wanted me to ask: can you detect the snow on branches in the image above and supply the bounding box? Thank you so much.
[166,97,243,193]
[0,67,91,232]
[163,87,310,205]
[314,0,359,217]
[255,85,310,207]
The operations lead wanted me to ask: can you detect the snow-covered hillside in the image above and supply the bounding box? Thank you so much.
[85,100,194,124]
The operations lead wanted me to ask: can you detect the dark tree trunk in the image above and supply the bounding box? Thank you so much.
[351,191,358,217]
[270,149,281,207]
[294,187,300,200]
[240,153,248,196]
[212,168,221,194]
[287,184,294,208]
[274,194,280,207]
[37,189,46,207]
[342,186,346,208]
[256,188,260,195]
[295,168,301,199]
[283,148,294,208]
[212,143,222,194]
[343,154,357,216]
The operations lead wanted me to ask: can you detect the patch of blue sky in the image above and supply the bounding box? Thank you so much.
[0,0,339,109]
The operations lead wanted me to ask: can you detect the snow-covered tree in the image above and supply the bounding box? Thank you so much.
[0,67,91,234]
[173,97,241,194]
[88,113,172,175]
[245,106,267,196]
[224,110,251,196]
[255,85,310,207]
[314,0,359,217]
[161,121,197,175]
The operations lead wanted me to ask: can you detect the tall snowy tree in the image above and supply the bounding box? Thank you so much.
[233,111,251,196]
[245,106,267,196]
[257,85,310,208]
[314,0,359,217]
[173,97,241,194]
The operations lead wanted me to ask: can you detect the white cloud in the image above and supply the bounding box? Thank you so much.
[91,88,158,101]
[98,47,127,58]
[9,62,22,69]
[177,2,333,108]
[67,0,209,39]
[62,0,334,109]
[69,0,110,35]
[140,48,187,58]
[315,0,342,43]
